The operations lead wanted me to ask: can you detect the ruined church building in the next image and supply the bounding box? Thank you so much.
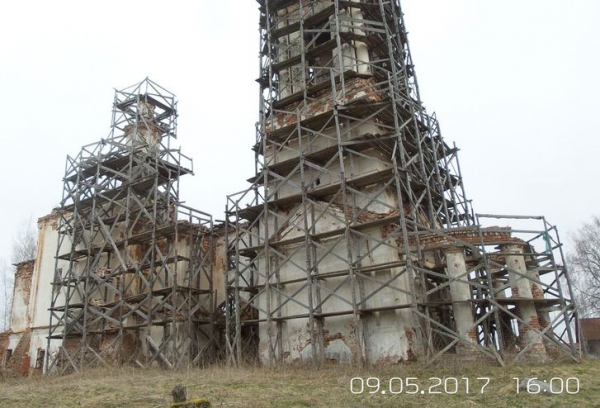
[0,0,580,376]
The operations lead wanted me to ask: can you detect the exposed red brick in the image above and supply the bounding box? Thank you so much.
[14,260,35,310]
[5,330,31,377]
[468,328,478,343]
[267,77,384,134]
[0,330,12,368]
[530,283,544,300]
[528,316,541,330]
[397,226,522,252]
[581,318,600,341]
[405,348,417,362]
[323,331,343,348]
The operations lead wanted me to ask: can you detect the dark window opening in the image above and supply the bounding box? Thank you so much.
[305,30,331,48]
[36,349,45,370]
[4,349,13,366]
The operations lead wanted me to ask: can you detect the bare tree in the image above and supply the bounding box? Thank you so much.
[568,216,600,318]
[0,219,38,331]
[11,218,37,264]
[0,260,14,331]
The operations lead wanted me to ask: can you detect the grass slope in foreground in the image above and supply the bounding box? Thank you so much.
[0,358,598,407]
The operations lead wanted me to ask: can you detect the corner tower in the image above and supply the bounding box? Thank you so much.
[47,79,216,373]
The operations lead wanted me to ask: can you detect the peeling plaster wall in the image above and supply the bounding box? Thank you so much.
[276,148,392,199]
[3,211,224,375]
[253,198,418,365]
[275,1,370,98]
[256,64,419,364]
[31,214,61,329]
[252,19,423,361]
[252,135,421,364]
[265,122,382,165]
[5,330,31,377]
[29,212,69,369]
[1,213,69,376]
[5,261,36,377]
[9,261,34,333]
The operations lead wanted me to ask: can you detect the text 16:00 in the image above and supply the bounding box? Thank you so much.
[513,377,580,394]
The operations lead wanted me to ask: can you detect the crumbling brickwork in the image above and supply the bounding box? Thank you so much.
[4,331,31,377]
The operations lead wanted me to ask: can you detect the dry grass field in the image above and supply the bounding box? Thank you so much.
[0,358,598,407]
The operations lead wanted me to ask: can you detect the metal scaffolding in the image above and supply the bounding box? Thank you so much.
[47,79,216,373]
[225,0,579,366]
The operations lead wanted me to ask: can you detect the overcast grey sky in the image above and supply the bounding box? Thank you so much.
[0,0,598,266]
